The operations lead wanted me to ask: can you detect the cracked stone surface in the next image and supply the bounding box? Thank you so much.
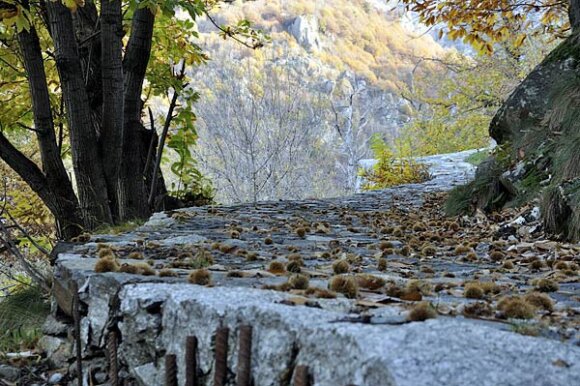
[52,149,580,385]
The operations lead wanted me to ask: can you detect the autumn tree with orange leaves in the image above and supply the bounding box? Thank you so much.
[401,0,574,54]
[402,0,580,241]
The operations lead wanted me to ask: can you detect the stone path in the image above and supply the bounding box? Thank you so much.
[48,149,580,386]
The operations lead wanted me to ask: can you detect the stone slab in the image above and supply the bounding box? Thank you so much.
[115,283,580,386]
[50,149,580,385]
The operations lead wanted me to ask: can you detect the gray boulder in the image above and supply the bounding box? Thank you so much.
[0,364,20,382]
[490,34,580,144]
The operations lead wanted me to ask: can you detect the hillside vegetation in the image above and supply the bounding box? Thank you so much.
[200,0,449,91]
[187,0,554,203]
[190,0,455,203]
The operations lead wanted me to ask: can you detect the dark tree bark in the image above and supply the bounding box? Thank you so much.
[0,1,185,239]
[72,0,104,141]
[46,0,113,227]
[100,0,125,220]
[120,8,156,221]
[149,81,180,206]
[15,24,83,238]
[143,127,169,201]
[0,134,81,239]
[570,0,580,31]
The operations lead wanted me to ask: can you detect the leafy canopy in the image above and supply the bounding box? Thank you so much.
[0,0,267,227]
[401,0,569,53]
[1,0,268,43]
[390,26,557,159]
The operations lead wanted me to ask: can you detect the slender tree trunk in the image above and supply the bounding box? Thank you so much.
[570,0,580,31]
[46,0,113,227]
[100,0,125,220]
[120,8,156,220]
[15,23,83,238]
[145,128,169,210]
[72,0,104,143]
[148,80,181,206]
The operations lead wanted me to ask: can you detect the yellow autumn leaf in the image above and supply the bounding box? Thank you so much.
[514,34,527,48]
[485,42,494,54]
[62,0,86,12]
[1,6,30,32]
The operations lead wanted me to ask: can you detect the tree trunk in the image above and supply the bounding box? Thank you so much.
[15,23,83,238]
[72,0,104,147]
[0,134,82,239]
[46,0,113,227]
[100,0,125,220]
[120,8,156,221]
[570,0,580,31]
[144,127,169,209]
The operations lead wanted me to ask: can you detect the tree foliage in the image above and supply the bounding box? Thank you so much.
[359,134,430,190]
[396,33,557,156]
[0,0,266,238]
[401,0,569,53]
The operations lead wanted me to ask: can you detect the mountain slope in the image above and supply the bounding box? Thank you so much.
[188,0,455,203]
[198,0,450,91]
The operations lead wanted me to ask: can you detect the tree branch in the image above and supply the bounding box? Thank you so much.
[148,62,186,206]
[203,11,264,49]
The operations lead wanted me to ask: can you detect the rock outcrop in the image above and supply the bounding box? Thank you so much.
[490,35,579,144]
[287,15,321,51]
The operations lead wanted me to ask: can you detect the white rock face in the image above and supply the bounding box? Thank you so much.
[140,211,175,230]
[288,15,321,51]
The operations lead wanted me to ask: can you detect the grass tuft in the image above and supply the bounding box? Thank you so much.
[0,285,49,353]
[329,275,358,299]
[407,302,437,322]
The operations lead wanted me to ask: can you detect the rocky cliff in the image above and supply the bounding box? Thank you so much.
[185,0,456,203]
[193,0,451,135]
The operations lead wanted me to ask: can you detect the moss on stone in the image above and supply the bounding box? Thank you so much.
[446,155,513,216]
[445,183,474,216]
[544,34,580,64]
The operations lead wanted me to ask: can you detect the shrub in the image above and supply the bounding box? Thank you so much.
[360,135,430,190]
